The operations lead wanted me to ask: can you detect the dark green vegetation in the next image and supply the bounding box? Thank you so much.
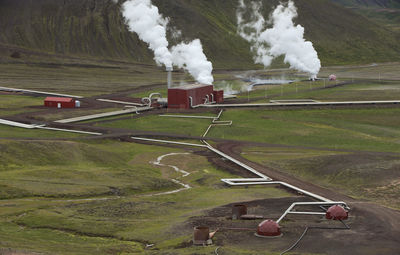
[329,0,400,31]
[0,138,290,255]
[273,80,400,101]
[0,94,44,116]
[1,0,400,69]
[329,0,400,9]
[242,146,400,209]
[209,108,400,153]
[0,140,177,198]
[97,114,213,136]
[0,62,184,97]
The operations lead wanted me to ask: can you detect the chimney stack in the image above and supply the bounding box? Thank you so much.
[166,66,173,88]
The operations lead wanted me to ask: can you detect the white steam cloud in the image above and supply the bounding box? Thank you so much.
[237,0,321,79]
[172,40,214,85]
[122,0,172,68]
[121,0,213,84]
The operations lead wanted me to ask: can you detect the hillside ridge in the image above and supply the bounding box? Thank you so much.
[0,0,399,68]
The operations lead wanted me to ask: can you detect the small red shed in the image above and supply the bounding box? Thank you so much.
[44,97,76,108]
[168,84,223,109]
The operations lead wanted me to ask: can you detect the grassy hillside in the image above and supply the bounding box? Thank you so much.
[0,0,399,68]
[329,0,400,8]
[329,0,400,31]
[0,138,290,254]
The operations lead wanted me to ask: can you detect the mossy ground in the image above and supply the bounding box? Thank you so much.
[0,139,290,255]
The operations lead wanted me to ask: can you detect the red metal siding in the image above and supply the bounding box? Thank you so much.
[44,97,75,108]
[213,90,224,103]
[168,85,214,109]
[168,89,189,109]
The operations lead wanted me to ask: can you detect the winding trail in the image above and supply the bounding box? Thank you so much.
[149,152,192,196]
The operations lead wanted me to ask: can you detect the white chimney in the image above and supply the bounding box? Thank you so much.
[166,66,173,88]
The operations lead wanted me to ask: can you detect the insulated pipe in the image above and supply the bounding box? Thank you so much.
[97,99,145,107]
[131,137,207,148]
[202,140,271,181]
[276,201,349,224]
[166,66,173,88]
[199,100,400,108]
[219,180,332,203]
[149,93,162,107]
[160,115,216,119]
[132,110,350,225]
[189,96,198,108]
[211,93,214,103]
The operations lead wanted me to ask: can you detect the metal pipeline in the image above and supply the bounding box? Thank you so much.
[132,110,350,227]
[142,93,163,107]
[200,100,400,109]
[166,66,173,88]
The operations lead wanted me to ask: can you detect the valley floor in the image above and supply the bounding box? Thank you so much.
[0,61,399,254]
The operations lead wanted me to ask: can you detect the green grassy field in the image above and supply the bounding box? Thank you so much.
[0,125,86,139]
[208,108,400,153]
[0,63,180,97]
[0,94,45,116]
[269,81,400,101]
[241,146,400,209]
[0,138,290,255]
[96,114,214,137]
[0,61,399,254]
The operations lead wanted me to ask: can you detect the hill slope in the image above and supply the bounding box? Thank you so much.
[328,0,400,31]
[329,0,400,8]
[0,0,399,68]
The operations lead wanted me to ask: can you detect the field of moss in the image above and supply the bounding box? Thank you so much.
[241,146,400,209]
[208,108,400,153]
[0,138,290,255]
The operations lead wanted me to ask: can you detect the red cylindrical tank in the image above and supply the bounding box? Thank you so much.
[193,226,210,245]
[256,220,281,237]
[326,205,348,220]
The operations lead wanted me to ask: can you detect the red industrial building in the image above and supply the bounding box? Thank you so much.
[44,97,76,108]
[168,84,223,109]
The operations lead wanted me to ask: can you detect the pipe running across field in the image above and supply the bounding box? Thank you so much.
[200,110,349,222]
[133,109,349,222]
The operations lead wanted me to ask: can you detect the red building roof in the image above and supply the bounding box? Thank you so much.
[171,84,212,90]
[45,97,74,102]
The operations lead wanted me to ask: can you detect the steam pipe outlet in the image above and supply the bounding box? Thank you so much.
[166,66,173,88]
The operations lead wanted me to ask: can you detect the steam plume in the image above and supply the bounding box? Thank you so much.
[121,0,214,84]
[172,39,214,85]
[237,0,321,78]
[122,0,172,68]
